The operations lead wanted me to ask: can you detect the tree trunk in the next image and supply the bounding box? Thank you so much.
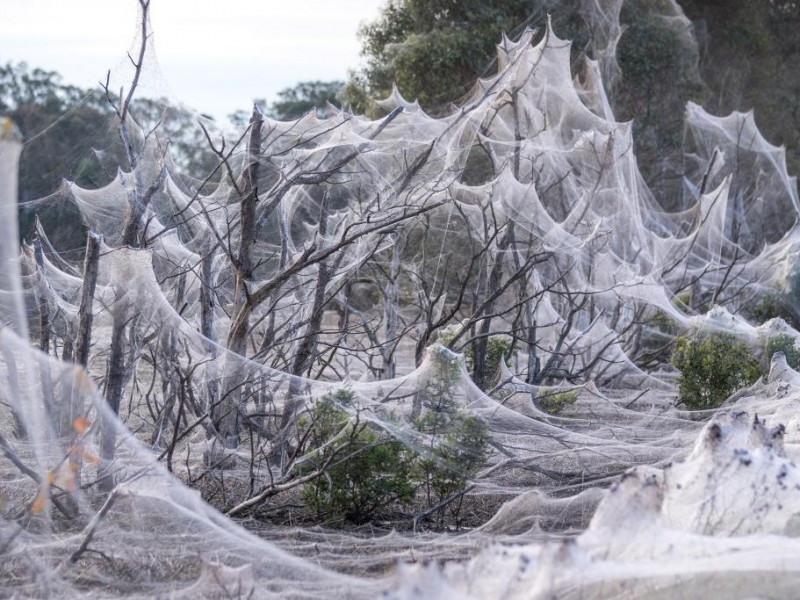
[200,243,216,351]
[382,237,403,379]
[73,232,101,368]
[218,107,264,448]
[99,294,128,491]
[55,230,101,490]
[32,233,50,355]
[472,223,514,390]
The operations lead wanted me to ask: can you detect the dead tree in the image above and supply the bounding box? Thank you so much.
[98,0,167,490]
[58,231,101,436]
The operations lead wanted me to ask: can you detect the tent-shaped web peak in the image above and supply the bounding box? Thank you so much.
[496,28,537,68]
[375,84,424,115]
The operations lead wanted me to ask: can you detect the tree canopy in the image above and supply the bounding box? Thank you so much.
[0,62,120,202]
[348,0,544,112]
[269,80,344,120]
[344,0,800,179]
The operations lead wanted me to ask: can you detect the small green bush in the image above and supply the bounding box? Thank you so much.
[300,348,491,529]
[536,390,579,414]
[762,333,800,372]
[437,326,515,389]
[413,411,488,526]
[481,335,514,382]
[747,291,800,330]
[298,382,489,525]
[412,345,489,526]
[299,391,414,525]
[671,331,761,409]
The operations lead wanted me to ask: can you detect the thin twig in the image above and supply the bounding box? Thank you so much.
[66,488,121,565]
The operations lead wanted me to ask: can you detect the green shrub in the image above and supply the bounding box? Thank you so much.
[300,348,491,529]
[536,389,579,414]
[437,326,515,389]
[762,333,800,372]
[671,331,761,409]
[413,411,488,526]
[747,291,800,330]
[412,345,489,526]
[481,335,514,385]
[299,391,414,525]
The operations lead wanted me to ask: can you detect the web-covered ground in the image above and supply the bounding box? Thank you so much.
[1,1,800,597]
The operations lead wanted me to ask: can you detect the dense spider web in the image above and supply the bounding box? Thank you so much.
[2,1,800,597]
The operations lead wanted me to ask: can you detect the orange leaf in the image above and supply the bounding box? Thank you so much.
[72,417,91,435]
[45,472,55,485]
[81,450,101,465]
[30,489,47,514]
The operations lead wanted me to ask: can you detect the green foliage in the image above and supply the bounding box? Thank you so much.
[536,390,578,414]
[418,344,464,413]
[437,326,514,389]
[671,331,761,410]
[618,20,681,81]
[679,0,800,174]
[762,333,800,372]
[299,374,490,529]
[480,335,514,385]
[745,290,800,331]
[615,1,703,183]
[413,412,488,526]
[412,346,489,526]
[267,80,344,121]
[352,0,558,113]
[338,75,372,114]
[0,62,120,199]
[299,390,414,525]
[2,62,219,253]
[0,62,125,251]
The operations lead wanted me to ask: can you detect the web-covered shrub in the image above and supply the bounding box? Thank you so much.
[536,389,579,414]
[671,331,761,409]
[412,411,488,526]
[762,333,800,372]
[746,290,800,330]
[299,391,414,525]
[437,325,515,390]
[299,381,489,528]
[412,346,489,527]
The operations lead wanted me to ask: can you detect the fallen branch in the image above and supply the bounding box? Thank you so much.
[412,483,476,530]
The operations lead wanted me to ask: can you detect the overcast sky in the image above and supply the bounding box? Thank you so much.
[2,0,385,121]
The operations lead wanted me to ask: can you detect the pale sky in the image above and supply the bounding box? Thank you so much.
[2,0,385,121]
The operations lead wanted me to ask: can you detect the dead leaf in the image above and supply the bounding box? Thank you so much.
[72,417,91,435]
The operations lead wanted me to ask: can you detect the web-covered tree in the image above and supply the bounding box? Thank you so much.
[344,0,548,112]
[411,347,488,527]
[680,0,800,173]
[614,0,703,187]
[345,0,765,190]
